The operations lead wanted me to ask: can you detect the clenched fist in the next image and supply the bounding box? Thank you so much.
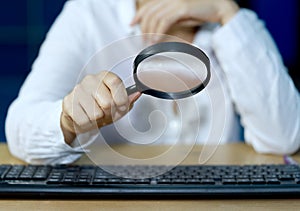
[60,71,141,145]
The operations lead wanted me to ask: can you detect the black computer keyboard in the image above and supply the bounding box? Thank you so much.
[1,164,300,198]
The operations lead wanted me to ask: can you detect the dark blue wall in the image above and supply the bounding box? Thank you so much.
[249,0,299,84]
[0,0,67,142]
[0,0,299,142]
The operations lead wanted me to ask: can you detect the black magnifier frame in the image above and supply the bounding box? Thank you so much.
[126,42,211,100]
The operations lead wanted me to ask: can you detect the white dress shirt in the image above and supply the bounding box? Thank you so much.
[5,0,300,164]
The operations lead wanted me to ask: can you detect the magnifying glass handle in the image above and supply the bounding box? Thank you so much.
[126,84,139,96]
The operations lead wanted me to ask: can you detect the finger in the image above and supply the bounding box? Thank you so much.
[109,92,141,123]
[79,88,104,123]
[61,106,76,133]
[102,72,129,110]
[129,92,141,104]
[155,7,180,35]
[96,73,126,124]
[177,20,203,27]
[71,85,90,124]
[148,1,177,33]
[127,92,141,111]
[63,87,91,131]
[95,81,114,112]
[139,1,163,34]
[80,75,105,121]
[147,9,163,35]
[61,111,86,134]
[132,0,166,30]
[131,0,158,26]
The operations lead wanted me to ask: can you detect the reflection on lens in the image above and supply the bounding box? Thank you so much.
[137,70,194,92]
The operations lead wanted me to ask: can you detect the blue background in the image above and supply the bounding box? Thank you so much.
[0,0,299,142]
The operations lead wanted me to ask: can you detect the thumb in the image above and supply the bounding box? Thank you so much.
[128,92,141,109]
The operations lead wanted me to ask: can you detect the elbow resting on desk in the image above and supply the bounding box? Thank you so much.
[245,128,300,156]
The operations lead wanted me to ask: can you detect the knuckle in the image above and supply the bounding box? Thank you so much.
[72,85,83,100]
[94,109,104,120]
[81,74,94,85]
[100,101,112,110]
[95,93,112,109]
[161,19,169,27]
[95,90,112,110]
[106,75,122,88]
[73,84,82,93]
[74,118,85,128]
[84,74,94,81]
[98,71,109,79]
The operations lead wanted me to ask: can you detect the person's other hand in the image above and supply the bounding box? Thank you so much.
[131,0,239,38]
[60,71,141,145]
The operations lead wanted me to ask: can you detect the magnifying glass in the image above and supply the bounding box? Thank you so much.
[126,42,211,99]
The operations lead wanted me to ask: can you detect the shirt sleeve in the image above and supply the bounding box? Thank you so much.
[5,1,96,164]
[212,9,300,154]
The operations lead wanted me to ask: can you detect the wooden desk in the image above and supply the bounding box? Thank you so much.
[0,143,300,210]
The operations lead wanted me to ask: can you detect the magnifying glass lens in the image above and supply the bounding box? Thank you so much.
[137,52,207,93]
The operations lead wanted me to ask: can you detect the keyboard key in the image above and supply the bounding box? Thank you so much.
[32,174,48,180]
[150,180,158,185]
[279,175,294,181]
[200,179,215,185]
[47,178,62,184]
[186,179,200,184]
[62,178,74,184]
[92,179,106,184]
[19,174,34,180]
[237,179,251,184]
[76,178,91,184]
[135,179,150,184]
[107,179,122,184]
[266,179,280,184]
[120,179,136,184]
[222,179,237,185]
[172,179,186,184]
[158,179,172,184]
[251,179,266,184]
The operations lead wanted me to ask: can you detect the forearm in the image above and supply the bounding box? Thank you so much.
[5,99,84,164]
[212,9,300,154]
